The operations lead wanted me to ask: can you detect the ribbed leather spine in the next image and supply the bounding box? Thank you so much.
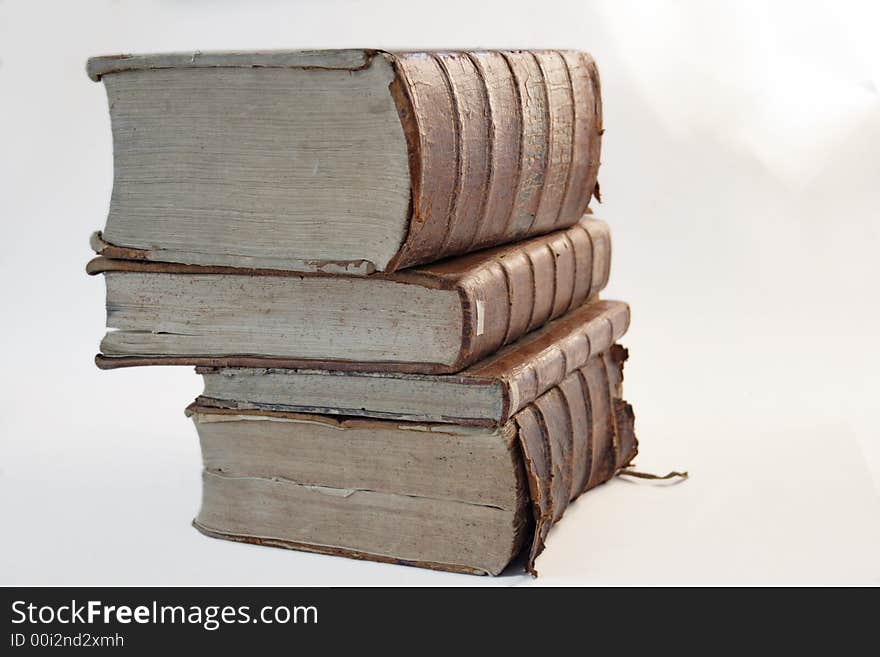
[487,300,630,418]
[514,347,637,575]
[389,50,603,270]
[459,218,612,367]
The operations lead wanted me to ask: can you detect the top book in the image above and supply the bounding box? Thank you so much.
[87,49,603,273]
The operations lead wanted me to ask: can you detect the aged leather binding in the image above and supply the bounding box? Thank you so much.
[517,345,637,573]
[452,299,628,425]
[195,300,630,426]
[186,345,636,576]
[385,49,602,269]
[87,49,602,272]
[89,217,612,374]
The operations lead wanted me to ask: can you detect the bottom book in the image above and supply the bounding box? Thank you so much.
[187,346,637,576]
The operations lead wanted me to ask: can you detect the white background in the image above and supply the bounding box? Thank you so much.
[1,0,878,585]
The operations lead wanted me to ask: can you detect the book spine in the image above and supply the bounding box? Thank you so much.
[457,218,613,370]
[502,298,628,420]
[387,50,603,271]
[514,347,637,576]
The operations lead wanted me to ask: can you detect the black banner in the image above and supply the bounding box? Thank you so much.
[1,586,856,650]
[2,587,621,650]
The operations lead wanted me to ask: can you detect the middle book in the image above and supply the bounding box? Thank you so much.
[88,216,610,375]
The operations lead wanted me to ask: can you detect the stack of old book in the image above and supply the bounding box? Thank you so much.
[86,49,637,576]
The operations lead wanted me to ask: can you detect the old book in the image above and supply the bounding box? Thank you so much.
[87,48,602,274]
[196,300,629,426]
[188,346,636,575]
[89,217,611,374]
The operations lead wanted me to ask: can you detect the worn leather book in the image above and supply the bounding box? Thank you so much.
[87,48,602,273]
[188,345,636,575]
[196,300,629,426]
[89,217,611,374]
